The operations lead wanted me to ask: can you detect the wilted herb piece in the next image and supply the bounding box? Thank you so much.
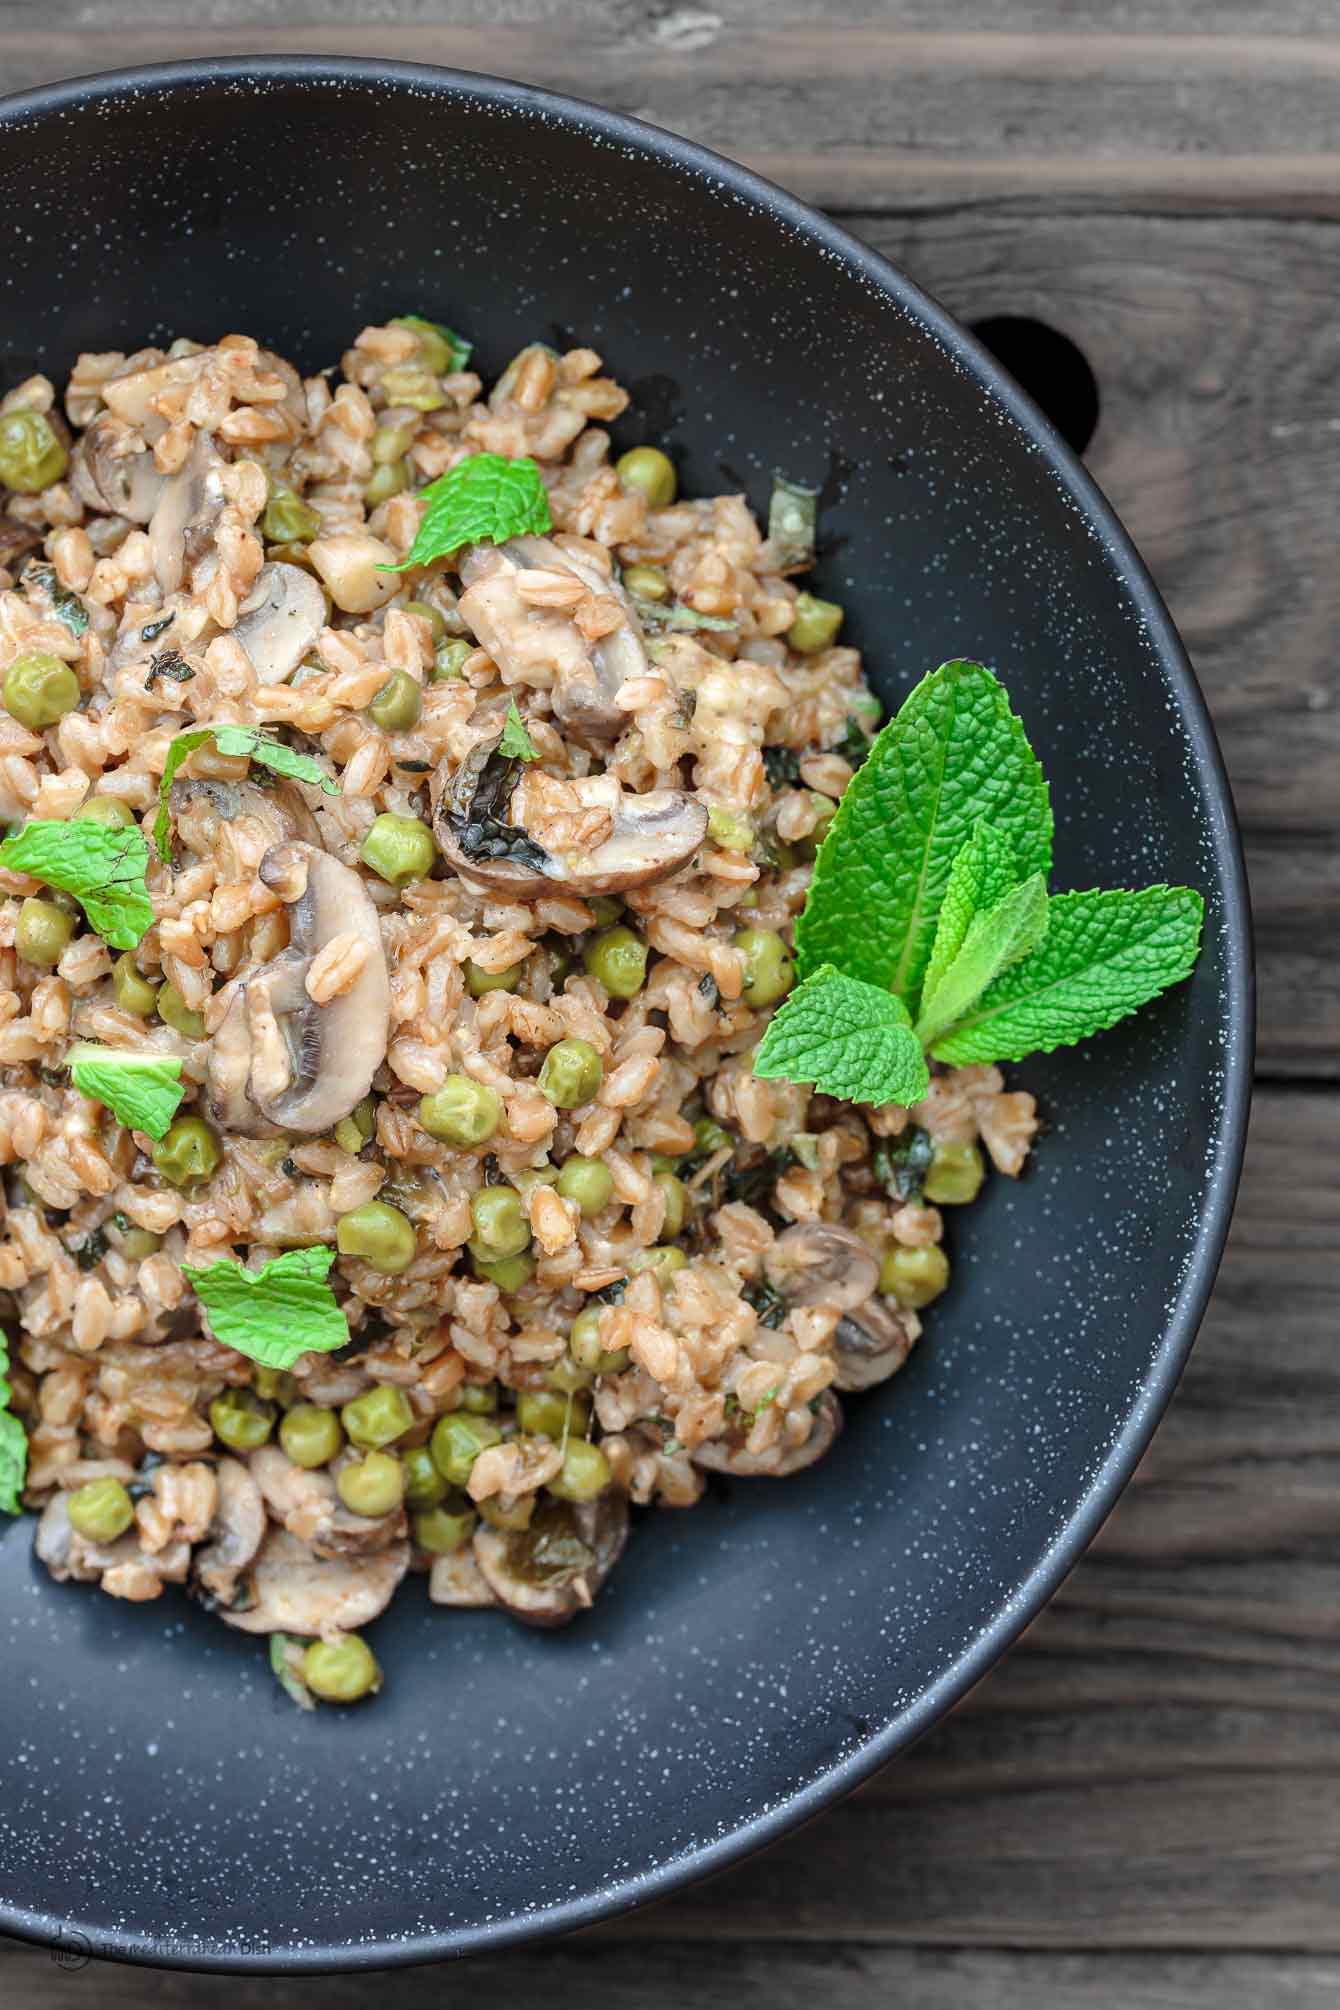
[23,561,89,638]
[873,1126,935,1205]
[140,615,174,644]
[146,648,193,688]
[767,474,819,572]
[270,1634,316,1711]
[741,1279,788,1330]
[724,1146,797,1211]
[0,1330,26,1514]
[592,1278,628,1307]
[631,597,736,634]
[71,1225,109,1273]
[762,745,802,788]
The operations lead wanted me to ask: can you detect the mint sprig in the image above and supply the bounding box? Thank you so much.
[380,453,552,574]
[66,1044,185,1141]
[753,966,930,1107]
[0,1329,26,1515]
[183,1247,349,1371]
[0,818,152,951]
[498,700,538,762]
[155,724,338,861]
[913,871,1049,1051]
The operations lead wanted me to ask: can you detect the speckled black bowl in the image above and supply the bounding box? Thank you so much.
[0,57,1252,1973]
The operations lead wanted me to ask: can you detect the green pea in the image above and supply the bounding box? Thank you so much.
[786,591,844,654]
[430,1411,502,1487]
[470,1250,535,1291]
[735,927,795,1008]
[371,421,416,465]
[418,1075,502,1147]
[509,1166,557,1203]
[923,1139,986,1206]
[537,1037,603,1109]
[157,982,206,1039]
[341,1384,415,1450]
[112,952,159,1018]
[568,1305,606,1374]
[879,1242,950,1310]
[402,1443,448,1509]
[621,563,669,602]
[252,1366,296,1405]
[74,795,135,829]
[400,598,447,644]
[459,1381,498,1414]
[391,317,457,377]
[545,1354,594,1394]
[66,1476,133,1542]
[334,1116,366,1155]
[364,458,411,508]
[586,896,623,927]
[615,446,677,508]
[413,1503,477,1553]
[261,485,320,544]
[707,805,754,853]
[627,1245,688,1283]
[583,925,647,1000]
[517,1388,590,1440]
[118,1225,161,1260]
[653,1170,688,1239]
[432,638,472,682]
[379,365,445,412]
[465,958,522,997]
[469,1185,531,1261]
[15,896,75,968]
[337,1449,405,1517]
[555,1155,614,1219]
[692,1117,733,1157]
[209,1388,274,1452]
[279,1403,343,1469]
[0,409,68,493]
[360,812,436,886]
[366,669,423,734]
[152,1116,221,1188]
[336,1201,417,1275]
[301,1633,381,1702]
[4,651,80,728]
[478,1491,535,1532]
[548,1439,611,1503]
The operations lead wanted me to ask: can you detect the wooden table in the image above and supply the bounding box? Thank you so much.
[2,5,1337,2003]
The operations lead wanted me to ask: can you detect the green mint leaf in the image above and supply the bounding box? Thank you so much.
[182,1247,349,1371]
[767,474,818,572]
[498,700,537,762]
[66,1044,185,1141]
[919,818,1019,1008]
[0,1328,26,1514]
[753,965,930,1107]
[155,725,338,860]
[395,314,472,373]
[795,660,1052,1012]
[914,872,1050,1050]
[380,453,552,573]
[270,1634,317,1711]
[0,818,152,952]
[930,886,1205,1065]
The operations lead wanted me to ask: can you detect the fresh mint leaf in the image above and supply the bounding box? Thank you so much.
[919,818,1019,1009]
[794,660,1052,1013]
[753,965,930,1107]
[914,872,1050,1049]
[498,700,537,762]
[767,475,818,572]
[930,886,1205,1065]
[155,725,338,860]
[395,314,472,373]
[183,1247,349,1370]
[0,1329,25,1514]
[0,818,152,952]
[381,453,552,573]
[66,1044,184,1141]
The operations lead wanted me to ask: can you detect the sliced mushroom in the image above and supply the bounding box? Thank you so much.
[148,430,225,596]
[193,1456,266,1606]
[472,1493,629,1628]
[692,1389,843,1478]
[231,562,326,684]
[220,1525,410,1635]
[250,1444,405,1558]
[433,731,706,901]
[763,1223,880,1312]
[100,350,206,433]
[0,514,42,574]
[33,1492,190,1599]
[458,535,651,741]
[205,843,390,1137]
[832,1299,920,1393]
[69,411,166,522]
[34,1493,93,1580]
[427,1548,498,1608]
[169,777,322,857]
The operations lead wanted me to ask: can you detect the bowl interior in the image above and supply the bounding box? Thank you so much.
[0,61,1250,1970]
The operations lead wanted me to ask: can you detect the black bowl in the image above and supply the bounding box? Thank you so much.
[0,58,1252,1972]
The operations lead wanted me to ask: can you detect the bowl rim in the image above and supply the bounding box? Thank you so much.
[0,52,1254,1974]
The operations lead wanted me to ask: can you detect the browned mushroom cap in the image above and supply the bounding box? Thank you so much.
[33,1492,190,1598]
[458,535,651,742]
[220,1526,410,1635]
[169,776,322,857]
[472,1493,629,1628]
[148,430,225,596]
[205,843,390,1137]
[193,1456,266,1606]
[34,1493,95,1581]
[763,1223,880,1312]
[249,1444,406,1558]
[692,1389,844,1478]
[427,1548,497,1608]
[69,412,166,523]
[433,731,706,902]
[832,1299,920,1393]
[231,562,326,683]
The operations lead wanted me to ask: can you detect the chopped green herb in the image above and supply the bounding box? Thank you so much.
[145,648,193,688]
[24,561,89,638]
[182,1247,350,1371]
[741,1279,788,1330]
[155,725,338,861]
[66,1043,185,1141]
[498,700,538,763]
[380,453,551,574]
[873,1127,935,1206]
[0,1329,26,1514]
[0,818,152,952]
[767,474,819,573]
[72,1226,109,1273]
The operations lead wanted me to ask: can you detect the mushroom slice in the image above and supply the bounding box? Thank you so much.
[833,1299,920,1393]
[458,535,651,742]
[0,514,42,574]
[433,730,706,901]
[428,1548,498,1608]
[34,1493,96,1581]
[472,1493,629,1628]
[170,776,322,857]
[193,1456,266,1606]
[100,350,207,433]
[763,1223,880,1313]
[204,843,390,1137]
[231,562,326,683]
[33,1492,189,1599]
[69,412,166,523]
[692,1389,843,1478]
[249,1445,404,1558]
[220,1526,410,1635]
[148,429,225,596]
